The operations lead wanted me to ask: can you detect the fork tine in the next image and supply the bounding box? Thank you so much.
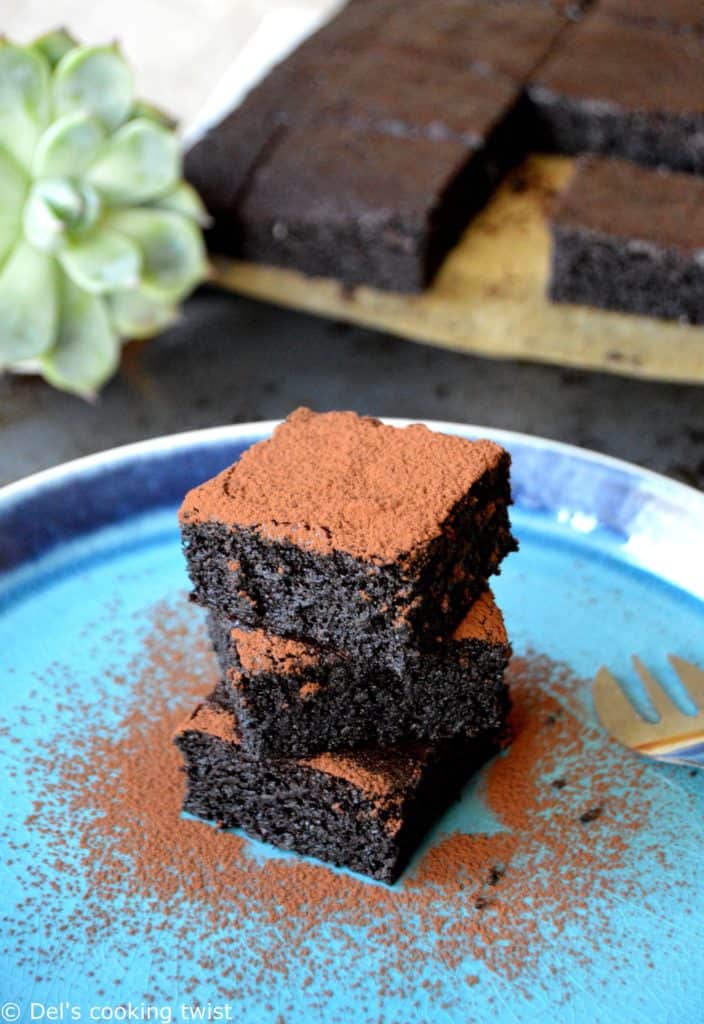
[593,666,648,746]
[594,660,704,762]
[668,655,704,711]
[631,655,691,726]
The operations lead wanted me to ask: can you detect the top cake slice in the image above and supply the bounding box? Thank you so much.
[179,408,516,663]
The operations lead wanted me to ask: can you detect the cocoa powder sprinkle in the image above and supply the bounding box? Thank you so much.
[1,598,695,1014]
[178,407,506,562]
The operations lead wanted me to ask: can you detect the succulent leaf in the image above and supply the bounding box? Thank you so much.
[108,287,178,339]
[0,239,57,361]
[0,42,50,167]
[34,111,106,178]
[152,181,212,226]
[1,30,208,395]
[107,208,207,300]
[0,145,29,270]
[131,99,176,130]
[23,180,72,253]
[53,45,133,132]
[32,29,79,68]
[41,270,119,396]
[59,228,141,294]
[87,117,180,204]
[24,179,102,252]
[0,41,50,119]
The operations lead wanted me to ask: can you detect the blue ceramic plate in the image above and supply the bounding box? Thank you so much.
[1,421,703,1024]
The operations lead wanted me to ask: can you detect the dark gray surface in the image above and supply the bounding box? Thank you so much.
[1,288,703,489]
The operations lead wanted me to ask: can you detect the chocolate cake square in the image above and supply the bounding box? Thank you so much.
[183,70,290,245]
[183,0,400,230]
[184,54,347,238]
[549,155,704,324]
[597,0,704,35]
[377,1,565,82]
[208,590,511,758]
[232,114,522,292]
[528,13,704,173]
[179,409,516,667]
[174,695,499,883]
[335,47,526,150]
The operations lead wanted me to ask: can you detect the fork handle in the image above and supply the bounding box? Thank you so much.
[659,742,704,769]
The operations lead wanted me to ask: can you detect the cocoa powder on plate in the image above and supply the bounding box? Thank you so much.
[0,597,688,1011]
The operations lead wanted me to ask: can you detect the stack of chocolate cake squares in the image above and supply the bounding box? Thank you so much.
[175,408,517,883]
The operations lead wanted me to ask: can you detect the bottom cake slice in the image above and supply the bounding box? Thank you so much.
[174,696,501,883]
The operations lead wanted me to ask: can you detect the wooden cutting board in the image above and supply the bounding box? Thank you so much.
[212,154,704,383]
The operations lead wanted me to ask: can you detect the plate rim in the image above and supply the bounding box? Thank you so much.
[3,417,704,516]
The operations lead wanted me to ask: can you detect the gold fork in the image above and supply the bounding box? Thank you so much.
[593,656,704,768]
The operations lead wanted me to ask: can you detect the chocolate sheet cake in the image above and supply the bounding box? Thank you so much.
[185,0,704,321]
[208,590,511,757]
[185,0,554,292]
[549,156,704,324]
[528,13,704,173]
[174,694,500,883]
[179,409,516,666]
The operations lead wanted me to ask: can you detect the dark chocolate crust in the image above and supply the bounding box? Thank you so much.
[549,156,704,323]
[174,695,499,883]
[528,14,704,173]
[207,590,511,757]
[180,411,517,664]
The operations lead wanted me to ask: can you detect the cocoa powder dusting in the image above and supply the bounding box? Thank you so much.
[1,598,693,1014]
[298,681,321,699]
[179,407,506,561]
[231,625,319,676]
[176,701,242,746]
[451,588,507,645]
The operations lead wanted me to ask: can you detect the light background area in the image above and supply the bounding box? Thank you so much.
[4,0,340,135]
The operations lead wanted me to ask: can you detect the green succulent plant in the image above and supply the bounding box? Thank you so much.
[0,29,209,397]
